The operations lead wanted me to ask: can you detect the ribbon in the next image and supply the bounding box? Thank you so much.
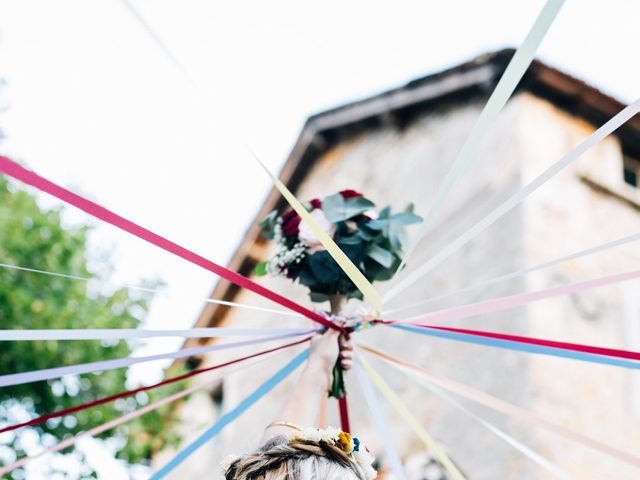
[385,231,640,316]
[359,344,640,470]
[151,348,309,479]
[390,324,640,370]
[0,261,303,318]
[253,154,382,312]
[357,351,466,480]
[338,395,351,434]
[354,361,407,480]
[0,336,311,435]
[391,363,574,480]
[0,156,341,333]
[385,97,640,304]
[0,327,315,341]
[0,346,284,476]
[393,0,565,277]
[389,268,640,328]
[0,331,312,387]
[118,0,200,92]
[421,325,640,361]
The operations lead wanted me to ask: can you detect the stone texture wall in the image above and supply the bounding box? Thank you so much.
[154,93,640,479]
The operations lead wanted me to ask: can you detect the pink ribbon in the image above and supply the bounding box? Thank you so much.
[0,156,341,333]
[361,345,640,470]
[390,268,640,326]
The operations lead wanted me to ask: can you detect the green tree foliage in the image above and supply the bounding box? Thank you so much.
[0,174,186,478]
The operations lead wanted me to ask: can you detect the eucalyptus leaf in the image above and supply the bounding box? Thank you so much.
[378,206,391,219]
[345,196,375,213]
[367,243,394,268]
[322,193,374,222]
[310,291,330,303]
[308,250,342,283]
[337,240,366,266]
[321,194,346,222]
[357,226,377,241]
[389,222,409,251]
[337,234,363,245]
[389,212,423,225]
[366,219,388,231]
[298,265,319,288]
[346,289,364,300]
[258,210,279,239]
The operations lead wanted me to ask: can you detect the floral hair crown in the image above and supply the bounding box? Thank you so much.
[221,426,377,480]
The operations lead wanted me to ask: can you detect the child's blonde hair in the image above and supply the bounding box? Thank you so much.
[225,437,367,480]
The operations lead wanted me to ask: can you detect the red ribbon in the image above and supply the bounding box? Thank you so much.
[0,157,342,333]
[0,337,312,434]
[338,395,351,434]
[419,324,640,361]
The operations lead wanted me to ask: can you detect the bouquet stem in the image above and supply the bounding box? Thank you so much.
[328,295,347,399]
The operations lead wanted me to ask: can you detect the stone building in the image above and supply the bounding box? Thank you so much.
[153,50,640,479]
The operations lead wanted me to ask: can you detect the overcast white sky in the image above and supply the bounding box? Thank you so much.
[0,0,639,477]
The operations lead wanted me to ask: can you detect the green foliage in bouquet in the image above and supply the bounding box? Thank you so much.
[256,189,422,302]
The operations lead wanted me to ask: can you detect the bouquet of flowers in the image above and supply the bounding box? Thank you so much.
[256,189,422,303]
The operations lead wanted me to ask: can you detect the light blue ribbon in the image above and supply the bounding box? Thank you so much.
[354,360,407,480]
[151,348,309,479]
[391,325,640,370]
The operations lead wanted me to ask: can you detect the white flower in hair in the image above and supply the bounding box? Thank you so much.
[300,426,325,443]
[293,426,377,480]
[220,453,239,474]
[323,426,341,441]
[354,448,377,480]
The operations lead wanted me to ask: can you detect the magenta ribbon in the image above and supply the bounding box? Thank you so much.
[424,325,640,361]
[0,156,341,333]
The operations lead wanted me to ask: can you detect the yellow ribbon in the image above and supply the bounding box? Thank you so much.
[254,155,382,312]
[357,350,466,480]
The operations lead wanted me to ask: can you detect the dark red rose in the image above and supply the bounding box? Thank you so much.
[339,189,363,200]
[281,209,298,224]
[309,198,322,209]
[282,213,301,237]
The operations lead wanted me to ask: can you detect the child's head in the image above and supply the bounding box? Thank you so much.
[223,429,376,480]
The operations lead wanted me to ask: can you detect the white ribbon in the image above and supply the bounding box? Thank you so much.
[408,368,574,480]
[394,0,565,277]
[0,262,303,317]
[0,327,316,341]
[0,331,312,387]
[385,97,640,304]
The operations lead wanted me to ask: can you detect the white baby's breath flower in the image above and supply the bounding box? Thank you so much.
[273,219,284,245]
[266,242,308,276]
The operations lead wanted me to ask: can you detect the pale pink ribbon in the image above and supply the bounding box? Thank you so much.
[392,268,640,325]
[360,344,640,470]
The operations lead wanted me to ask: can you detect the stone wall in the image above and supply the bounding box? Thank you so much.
[153,93,640,480]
